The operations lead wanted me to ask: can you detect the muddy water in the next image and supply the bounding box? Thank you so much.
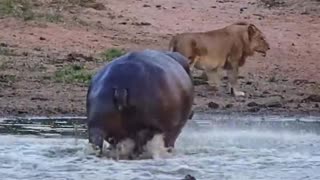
[0,114,320,180]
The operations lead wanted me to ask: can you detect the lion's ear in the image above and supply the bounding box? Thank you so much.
[248,24,256,40]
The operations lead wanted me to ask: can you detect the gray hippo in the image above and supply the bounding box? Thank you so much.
[86,49,194,159]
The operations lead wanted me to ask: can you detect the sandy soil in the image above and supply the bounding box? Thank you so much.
[0,0,319,117]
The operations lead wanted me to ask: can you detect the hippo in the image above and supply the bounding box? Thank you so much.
[86,49,194,159]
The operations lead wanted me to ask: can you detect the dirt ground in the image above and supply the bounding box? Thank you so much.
[0,0,319,117]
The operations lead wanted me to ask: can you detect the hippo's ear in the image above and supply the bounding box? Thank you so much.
[164,51,191,74]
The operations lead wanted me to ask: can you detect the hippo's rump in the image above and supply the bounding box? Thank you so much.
[87,50,193,130]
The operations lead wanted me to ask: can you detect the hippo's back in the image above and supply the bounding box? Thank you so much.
[89,49,192,100]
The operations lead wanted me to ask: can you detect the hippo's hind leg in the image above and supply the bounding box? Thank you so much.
[129,129,155,159]
[133,128,173,159]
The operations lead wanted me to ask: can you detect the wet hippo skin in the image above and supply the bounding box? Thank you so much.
[86,49,194,158]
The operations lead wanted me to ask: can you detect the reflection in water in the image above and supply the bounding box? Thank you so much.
[0,115,320,180]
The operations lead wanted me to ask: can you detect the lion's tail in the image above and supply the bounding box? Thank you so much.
[168,35,177,52]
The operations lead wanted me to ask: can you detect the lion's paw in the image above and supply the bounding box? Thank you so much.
[233,90,245,97]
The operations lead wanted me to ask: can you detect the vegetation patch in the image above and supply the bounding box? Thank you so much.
[257,0,320,14]
[100,48,126,62]
[53,64,93,85]
[258,0,286,8]
[0,47,16,56]
[0,0,35,20]
[0,0,63,22]
[37,11,63,23]
[67,0,106,10]
[0,74,16,86]
[0,60,10,70]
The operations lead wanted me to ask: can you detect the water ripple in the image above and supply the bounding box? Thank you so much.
[0,124,320,180]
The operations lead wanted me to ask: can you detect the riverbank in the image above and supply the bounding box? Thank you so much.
[0,0,319,117]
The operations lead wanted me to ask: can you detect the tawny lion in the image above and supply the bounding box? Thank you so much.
[168,21,270,96]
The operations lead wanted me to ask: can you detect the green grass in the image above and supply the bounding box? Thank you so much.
[53,64,93,85]
[100,48,126,62]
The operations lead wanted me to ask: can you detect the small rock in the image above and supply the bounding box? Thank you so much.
[143,4,151,7]
[155,5,161,8]
[251,96,283,108]
[208,102,219,109]
[225,104,233,108]
[262,96,283,108]
[39,37,46,40]
[69,10,76,14]
[247,102,259,107]
[240,7,247,13]
[0,42,8,47]
[83,2,106,10]
[268,76,277,82]
[304,95,320,102]
[293,79,312,85]
[172,6,176,9]
[132,22,151,26]
[66,52,94,62]
[267,102,282,108]
[315,104,319,108]
[119,22,127,25]
[245,81,253,85]
[248,107,260,112]
[197,92,207,97]
[18,110,28,114]
[263,91,270,94]
[253,13,265,19]
[183,174,196,180]
[193,78,208,86]
[34,47,42,51]
[211,6,217,8]
[22,52,28,56]
[31,97,49,101]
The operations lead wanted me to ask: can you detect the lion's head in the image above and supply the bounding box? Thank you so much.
[247,24,270,57]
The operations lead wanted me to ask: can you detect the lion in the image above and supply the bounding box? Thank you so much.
[168,21,270,96]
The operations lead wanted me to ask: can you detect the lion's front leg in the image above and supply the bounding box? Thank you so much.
[189,56,200,72]
[227,65,245,97]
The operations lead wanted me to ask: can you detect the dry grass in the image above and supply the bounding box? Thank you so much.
[258,0,320,14]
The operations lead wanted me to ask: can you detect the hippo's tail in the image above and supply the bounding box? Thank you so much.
[113,88,129,111]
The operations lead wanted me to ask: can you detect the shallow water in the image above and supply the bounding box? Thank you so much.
[1,115,320,180]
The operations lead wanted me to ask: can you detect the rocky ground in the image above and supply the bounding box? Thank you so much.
[0,0,319,117]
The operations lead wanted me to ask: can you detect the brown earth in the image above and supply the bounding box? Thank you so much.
[0,0,319,117]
